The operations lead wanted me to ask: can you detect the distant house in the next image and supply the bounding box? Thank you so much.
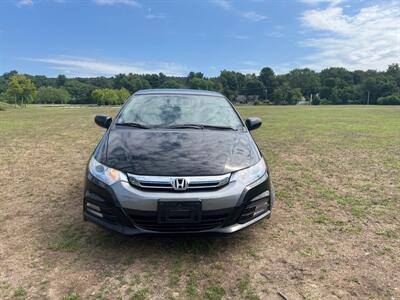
[297,96,308,105]
[236,95,260,104]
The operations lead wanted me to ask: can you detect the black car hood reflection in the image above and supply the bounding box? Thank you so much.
[97,128,260,176]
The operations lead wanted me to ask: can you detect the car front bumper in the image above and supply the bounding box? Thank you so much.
[83,172,275,235]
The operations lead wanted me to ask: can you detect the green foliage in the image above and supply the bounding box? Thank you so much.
[377,93,400,105]
[129,288,148,300]
[14,286,27,298]
[1,63,399,105]
[188,77,215,90]
[91,88,129,105]
[34,87,71,104]
[6,74,36,106]
[288,68,320,98]
[114,73,151,93]
[243,79,265,98]
[63,292,80,300]
[64,80,95,104]
[204,284,226,300]
[160,79,184,88]
[219,70,241,100]
[271,83,302,104]
[259,67,275,97]
[0,101,15,111]
[0,76,7,94]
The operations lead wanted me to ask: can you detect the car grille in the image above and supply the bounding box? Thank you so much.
[126,208,231,232]
[127,173,231,191]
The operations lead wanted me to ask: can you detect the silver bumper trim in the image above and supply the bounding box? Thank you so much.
[215,210,270,233]
[85,210,270,235]
[132,210,271,234]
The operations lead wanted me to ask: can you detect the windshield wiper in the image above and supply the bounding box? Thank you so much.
[201,125,238,131]
[115,122,150,129]
[162,124,238,131]
[163,123,204,129]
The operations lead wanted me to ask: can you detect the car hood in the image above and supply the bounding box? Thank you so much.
[96,128,260,176]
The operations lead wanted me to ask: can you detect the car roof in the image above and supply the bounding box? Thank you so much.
[134,89,225,97]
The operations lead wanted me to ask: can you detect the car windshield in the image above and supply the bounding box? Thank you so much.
[116,94,243,129]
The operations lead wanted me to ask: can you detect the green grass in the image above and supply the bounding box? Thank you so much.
[129,288,148,300]
[169,258,183,286]
[63,292,80,300]
[1,105,399,300]
[48,225,87,252]
[14,286,27,298]
[185,271,199,298]
[237,275,260,300]
[204,283,226,300]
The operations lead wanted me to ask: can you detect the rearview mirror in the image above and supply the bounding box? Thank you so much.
[95,115,112,129]
[245,117,262,131]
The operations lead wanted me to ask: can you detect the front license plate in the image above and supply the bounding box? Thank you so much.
[158,201,201,224]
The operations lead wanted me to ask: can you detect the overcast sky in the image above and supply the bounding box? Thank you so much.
[0,0,399,77]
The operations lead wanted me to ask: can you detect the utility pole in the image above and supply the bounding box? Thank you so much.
[367,91,370,105]
[310,93,313,106]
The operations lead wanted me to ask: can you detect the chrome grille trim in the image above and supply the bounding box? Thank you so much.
[127,173,231,190]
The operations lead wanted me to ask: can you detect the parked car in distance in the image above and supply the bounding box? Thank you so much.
[83,89,274,234]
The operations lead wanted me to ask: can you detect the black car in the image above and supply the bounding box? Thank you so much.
[83,89,274,234]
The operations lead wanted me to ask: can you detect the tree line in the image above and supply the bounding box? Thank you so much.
[0,63,399,106]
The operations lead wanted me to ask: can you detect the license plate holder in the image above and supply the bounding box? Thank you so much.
[158,201,201,224]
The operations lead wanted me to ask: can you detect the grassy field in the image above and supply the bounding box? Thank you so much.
[0,105,399,300]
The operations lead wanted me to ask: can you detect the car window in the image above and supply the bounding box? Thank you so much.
[117,94,242,128]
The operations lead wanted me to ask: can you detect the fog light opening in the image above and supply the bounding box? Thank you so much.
[87,208,103,218]
[86,202,101,212]
[250,190,270,202]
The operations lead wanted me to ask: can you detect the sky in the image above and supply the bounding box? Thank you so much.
[0,0,399,77]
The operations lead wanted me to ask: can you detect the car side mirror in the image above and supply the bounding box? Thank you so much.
[245,117,262,131]
[95,115,112,129]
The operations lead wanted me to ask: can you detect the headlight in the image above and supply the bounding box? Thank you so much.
[230,158,267,185]
[88,156,128,185]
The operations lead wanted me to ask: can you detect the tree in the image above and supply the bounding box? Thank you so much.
[0,76,7,94]
[35,87,71,104]
[31,75,54,89]
[187,72,204,81]
[287,68,320,99]
[91,88,129,105]
[271,83,292,104]
[6,74,36,107]
[320,67,353,88]
[56,75,67,87]
[144,74,162,87]
[92,89,117,105]
[243,79,266,99]
[64,80,95,104]
[188,77,215,90]
[219,70,239,100]
[115,74,151,93]
[160,79,184,88]
[386,63,400,86]
[117,88,130,104]
[259,67,275,98]
[377,93,400,105]
[361,75,397,104]
[290,88,303,103]
[90,76,113,89]
[1,63,400,106]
